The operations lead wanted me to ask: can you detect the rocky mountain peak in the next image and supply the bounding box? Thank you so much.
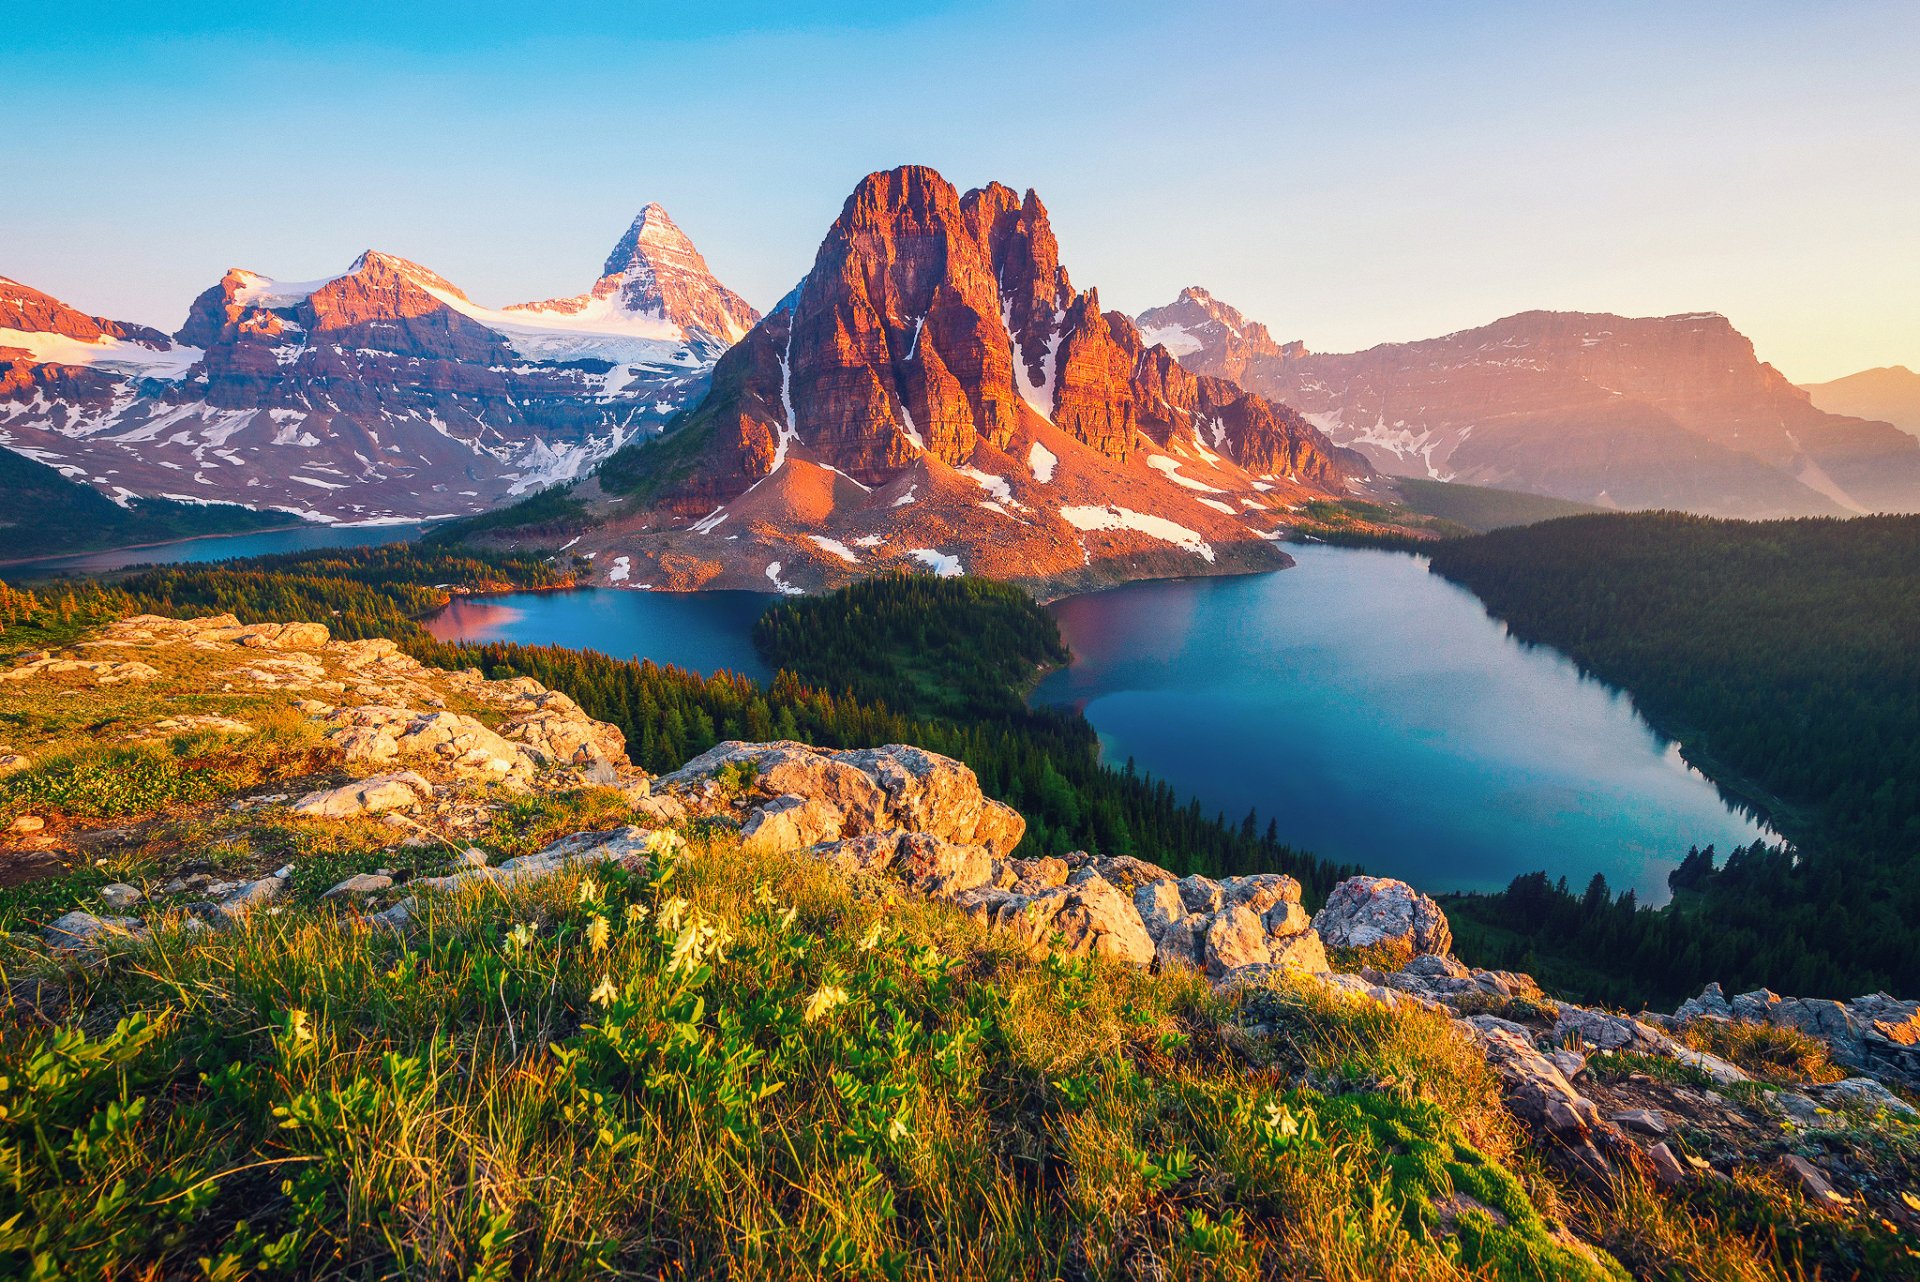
[0,275,169,347]
[545,203,761,347]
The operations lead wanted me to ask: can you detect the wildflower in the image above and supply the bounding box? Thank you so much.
[859,920,887,952]
[803,984,850,1024]
[657,896,689,936]
[646,829,684,856]
[624,903,649,927]
[578,876,602,905]
[286,1008,314,1045]
[585,914,611,954]
[507,923,535,951]
[590,974,618,1007]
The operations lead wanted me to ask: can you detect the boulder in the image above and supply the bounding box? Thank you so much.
[291,771,434,819]
[99,883,144,912]
[1204,904,1272,976]
[832,744,1025,854]
[1218,873,1301,917]
[741,793,846,855]
[1311,876,1452,958]
[45,910,149,950]
[321,873,394,900]
[964,874,1155,965]
[660,741,887,829]
[215,875,288,922]
[1133,880,1188,940]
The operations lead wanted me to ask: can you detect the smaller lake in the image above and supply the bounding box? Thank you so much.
[424,589,774,681]
[1033,545,1771,902]
[5,522,431,576]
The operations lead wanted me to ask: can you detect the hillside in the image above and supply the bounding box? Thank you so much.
[4,607,1918,1279]
[0,444,302,560]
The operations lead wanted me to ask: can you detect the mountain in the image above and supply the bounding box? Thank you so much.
[490,166,1367,593]
[0,445,301,561]
[1802,365,1920,439]
[0,209,756,525]
[1137,288,1920,519]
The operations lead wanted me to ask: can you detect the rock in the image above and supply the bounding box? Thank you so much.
[99,882,144,912]
[1267,930,1331,975]
[1002,855,1070,890]
[833,744,1026,854]
[458,848,490,868]
[1674,982,1732,1023]
[1777,1154,1847,1205]
[291,771,434,819]
[1548,1048,1588,1081]
[962,874,1155,965]
[1647,1142,1688,1189]
[1554,1006,1678,1054]
[45,910,149,950]
[1218,873,1301,917]
[321,873,394,900]
[1204,904,1272,976]
[1311,876,1452,958]
[1083,856,1176,892]
[741,793,846,855]
[659,741,886,830]
[1176,875,1224,914]
[1810,1076,1919,1117]
[5,976,67,1020]
[630,793,688,825]
[235,621,332,650]
[8,815,45,834]
[0,753,28,775]
[216,875,287,922]
[1133,880,1188,940]
[892,833,996,896]
[1463,1015,1611,1177]
[1612,1109,1670,1136]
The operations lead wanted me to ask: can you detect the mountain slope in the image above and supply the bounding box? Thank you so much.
[479,167,1367,593]
[0,446,300,561]
[1802,365,1920,439]
[0,210,756,524]
[1138,289,1920,518]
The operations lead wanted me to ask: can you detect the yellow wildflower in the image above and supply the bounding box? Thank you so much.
[803,984,850,1024]
[585,914,611,954]
[590,974,618,1007]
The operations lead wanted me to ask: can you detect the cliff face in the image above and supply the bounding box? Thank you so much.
[549,166,1367,594]
[1139,291,1920,519]
[0,210,753,523]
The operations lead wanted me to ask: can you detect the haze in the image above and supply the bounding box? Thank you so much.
[5,0,1915,383]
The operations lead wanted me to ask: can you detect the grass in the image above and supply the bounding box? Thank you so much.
[1677,1018,1848,1087]
[0,828,1626,1281]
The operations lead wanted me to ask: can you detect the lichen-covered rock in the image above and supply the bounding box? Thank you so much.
[741,793,846,855]
[834,744,1026,855]
[45,911,149,950]
[322,873,394,900]
[1312,876,1452,958]
[958,874,1155,965]
[291,771,434,819]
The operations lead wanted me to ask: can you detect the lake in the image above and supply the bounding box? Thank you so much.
[424,589,773,681]
[1032,544,1770,901]
[4,522,431,576]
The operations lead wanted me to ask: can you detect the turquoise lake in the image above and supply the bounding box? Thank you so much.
[1032,544,1770,901]
[423,544,1767,901]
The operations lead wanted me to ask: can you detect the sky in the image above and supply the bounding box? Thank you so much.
[5,1,1915,384]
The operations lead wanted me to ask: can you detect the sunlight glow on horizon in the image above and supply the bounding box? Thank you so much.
[3,0,1915,384]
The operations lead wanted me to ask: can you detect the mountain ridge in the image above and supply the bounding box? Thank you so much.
[1136,289,1920,519]
[471,166,1369,594]
[0,208,754,524]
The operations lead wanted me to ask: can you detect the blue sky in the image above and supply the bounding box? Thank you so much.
[6,0,1915,381]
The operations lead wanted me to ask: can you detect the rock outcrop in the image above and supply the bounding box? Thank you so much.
[1311,874,1452,958]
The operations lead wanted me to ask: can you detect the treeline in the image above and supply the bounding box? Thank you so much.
[5,551,1356,898]
[1428,512,1920,1003]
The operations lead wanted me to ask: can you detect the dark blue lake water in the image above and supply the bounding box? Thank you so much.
[1032,544,1770,901]
[4,522,430,576]
[424,589,773,681]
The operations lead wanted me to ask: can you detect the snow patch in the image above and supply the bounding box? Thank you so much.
[608,555,632,583]
[1146,454,1224,493]
[908,548,964,578]
[1027,441,1057,483]
[764,561,804,595]
[1059,504,1215,563]
[0,328,202,380]
[808,535,859,563]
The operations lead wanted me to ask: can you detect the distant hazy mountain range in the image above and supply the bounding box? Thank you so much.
[462,166,1370,594]
[1801,366,1920,441]
[0,205,755,525]
[1138,288,1920,519]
